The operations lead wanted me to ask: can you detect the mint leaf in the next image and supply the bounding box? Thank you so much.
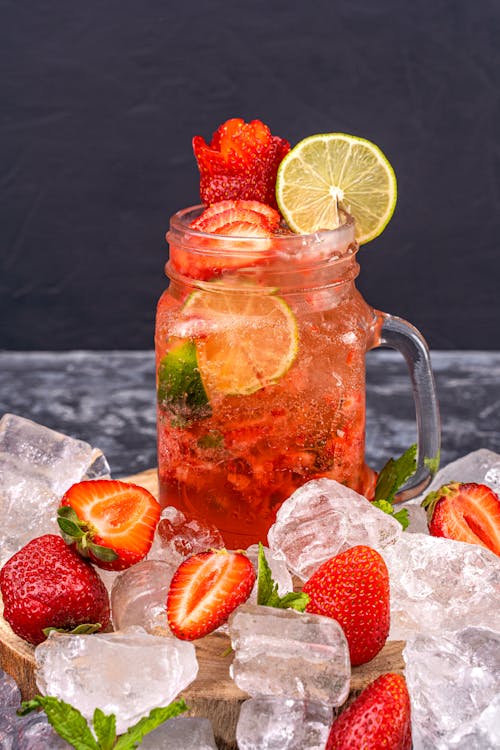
[257,542,309,612]
[19,696,99,750]
[392,507,410,530]
[114,700,188,750]
[372,444,417,530]
[375,444,417,504]
[93,708,116,750]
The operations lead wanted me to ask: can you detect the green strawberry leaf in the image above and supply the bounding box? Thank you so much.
[18,695,99,750]
[87,542,119,562]
[42,622,102,637]
[373,444,417,529]
[113,699,188,750]
[92,708,116,750]
[57,505,85,542]
[257,542,309,612]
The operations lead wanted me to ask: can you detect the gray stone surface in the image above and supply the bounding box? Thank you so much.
[0,350,499,476]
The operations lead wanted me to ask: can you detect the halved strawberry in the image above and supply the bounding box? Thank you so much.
[422,482,500,556]
[166,549,256,640]
[58,480,161,570]
[193,118,290,208]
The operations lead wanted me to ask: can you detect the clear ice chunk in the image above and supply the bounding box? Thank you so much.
[17,715,71,749]
[147,506,224,566]
[229,604,350,706]
[404,626,500,750]
[267,478,401,579]
[35,626,198,735]
[381,533,500,640]
[0,667,21,707]
[417,448,500,499]
[245,544,294,602]
[140,716,218,749]
[0,413,110,566]
[236,696,333,750]
[111,560,177,633]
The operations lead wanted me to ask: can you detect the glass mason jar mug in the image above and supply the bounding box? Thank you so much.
[155,206,440,549]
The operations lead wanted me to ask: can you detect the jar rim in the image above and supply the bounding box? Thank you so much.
[168,204,357,258]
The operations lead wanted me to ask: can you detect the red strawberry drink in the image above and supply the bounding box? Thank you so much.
[156,120,440,548]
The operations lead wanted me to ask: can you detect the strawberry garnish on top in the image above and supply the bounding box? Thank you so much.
[422,481,500,556]
[303,545,390,666]
[166,549,256,640]
[0,534,111,645]
[58,480,161,571]
[193,118,290,208]
[325,672,412,750]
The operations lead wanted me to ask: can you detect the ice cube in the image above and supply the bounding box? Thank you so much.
[404,626,500,750]
[147,506,224,566]
[245,544,294,602]
[418,448,500,498]
[34,627,198,735]
[140,716,218,749]
[0,667,21,707]
[229,604,350,706]
[0,413,110,566]
[111,560,176,632]
[17,715,71,749]
[267,478,401,580]
[381,533,500,640]
[236,696,333,750]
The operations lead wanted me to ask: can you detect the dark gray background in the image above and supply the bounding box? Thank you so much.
[2,0,500,350]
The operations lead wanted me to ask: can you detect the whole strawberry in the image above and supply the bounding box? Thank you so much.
[326,672,411,750]
[0,534,110,645]
[303,545,390,666]
[422,481,500,556]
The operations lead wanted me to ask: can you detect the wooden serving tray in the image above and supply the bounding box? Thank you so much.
[0,468,405,750]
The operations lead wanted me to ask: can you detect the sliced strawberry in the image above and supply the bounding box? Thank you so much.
[170,200,276,280]
[422,482,500,556]
[191,199,281,231]
[166,549,256,639]
[59,480,161,570]
[193,119,290,208]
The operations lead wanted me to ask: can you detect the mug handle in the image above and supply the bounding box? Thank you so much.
[371,313,441,501]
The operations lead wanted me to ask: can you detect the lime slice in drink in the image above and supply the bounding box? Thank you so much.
[276,133,397,243]
[157,339,211,423]
[180,289,299,396]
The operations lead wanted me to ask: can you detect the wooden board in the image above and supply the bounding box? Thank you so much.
[0,467,405,750]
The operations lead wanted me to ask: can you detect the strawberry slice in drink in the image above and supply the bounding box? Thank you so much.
[169,199,280,281]
[166,549,256,639]
[58,480,161,570]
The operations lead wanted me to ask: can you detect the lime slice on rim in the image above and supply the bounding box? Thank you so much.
[276,133,397,243]
[180,289,299,397]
